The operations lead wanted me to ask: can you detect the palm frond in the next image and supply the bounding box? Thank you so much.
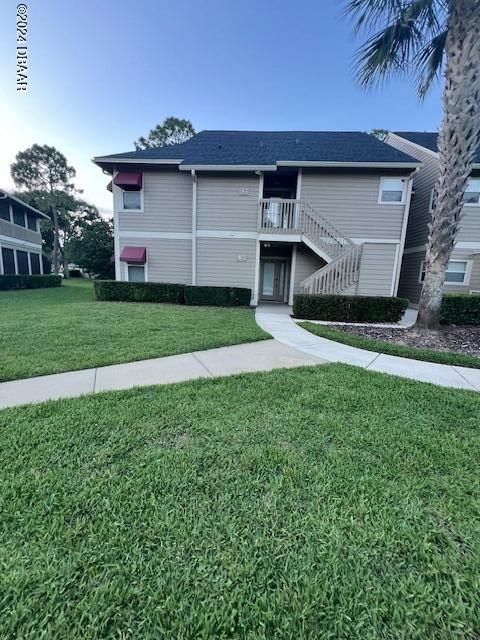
[354,18,424,86]
[346,0,447,96]
[344,0,404,33]
[415,30,447,97]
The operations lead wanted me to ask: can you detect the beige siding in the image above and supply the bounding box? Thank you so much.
[356,243,398,296]
[398,251,424,303]
[386,134,480,246]
[119,237,192,284]
[385,135,440,248]
[301,171,408,240]
[0,219,42,247]
[293,245,326,292]
[398,248,480,303]
[197,174,259,231]
[196,238,256,289]
[457,205,480,242]
[118,172,192,234]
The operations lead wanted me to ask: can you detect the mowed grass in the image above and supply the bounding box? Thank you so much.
[1,365,479,639]
[0,280,269,381]
[300,321,480,369]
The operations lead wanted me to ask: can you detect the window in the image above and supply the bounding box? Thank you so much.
[122,190,142,211]
[379,177,407,204]
[464,178,480,205]
[429,188,438,212]
[12,206,26,227]
[26,213,38,231]
[127,264,145,282]
[419,260,471,285]
[16,250,29,274]
[30,253,41,274]
[0,200,10,221]
[1,248,15,274]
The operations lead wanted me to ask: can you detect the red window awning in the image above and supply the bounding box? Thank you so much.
[114,172,142,190]
[120,246,146,263]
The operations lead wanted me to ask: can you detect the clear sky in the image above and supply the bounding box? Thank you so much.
[0,0,443,216]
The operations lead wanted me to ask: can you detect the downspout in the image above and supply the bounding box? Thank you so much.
[191,169,197,286]
[392,169,417,296]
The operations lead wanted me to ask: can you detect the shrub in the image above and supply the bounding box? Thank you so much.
[440,293,480,325]
[293,293,408,323]
[94,281,252,307]
[94,281,185,304]
[0,274,62,291]
[184,285,251,307]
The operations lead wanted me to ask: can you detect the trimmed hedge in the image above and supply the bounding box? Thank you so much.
[94,281,185,304]
[94,280,252,307]
[440,293,480,325]
[0,274,62,291]
[293,293,409,323]
[184,285,251,307]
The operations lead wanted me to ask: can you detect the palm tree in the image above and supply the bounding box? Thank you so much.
[345,0,480,329]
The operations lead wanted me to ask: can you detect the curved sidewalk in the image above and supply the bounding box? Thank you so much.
[0,339,325,410]
[255,304,480,392]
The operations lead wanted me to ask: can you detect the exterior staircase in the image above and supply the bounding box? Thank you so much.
[258,198,362,294]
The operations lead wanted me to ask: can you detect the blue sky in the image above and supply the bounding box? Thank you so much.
[0,0,443,214]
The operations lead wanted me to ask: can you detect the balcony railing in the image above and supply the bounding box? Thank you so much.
[259,198,301,233]
[258,198,352,260]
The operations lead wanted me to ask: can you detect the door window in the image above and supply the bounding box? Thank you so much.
[262,262,275,296]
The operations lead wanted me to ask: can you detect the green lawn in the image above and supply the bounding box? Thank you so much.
[0,280,269,381]
[0,365,479,639]
[300,321,480,369]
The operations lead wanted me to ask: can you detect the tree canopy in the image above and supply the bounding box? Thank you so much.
[68,218,115,279]
[134,116,195,150]
[11,144,76,195]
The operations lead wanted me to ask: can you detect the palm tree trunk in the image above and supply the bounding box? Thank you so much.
[416,0,480,329]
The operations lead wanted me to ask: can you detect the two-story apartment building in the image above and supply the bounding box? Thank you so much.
[0,190,47,276]
[94,131,419,304]
[385,131,480,303]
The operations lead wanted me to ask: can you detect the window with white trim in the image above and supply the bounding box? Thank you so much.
[419,260,471,285]
[379,177,407,204]
[122,190,142,211]
[127,264,145,282]
[429,188,437,212]
[464,178,480,205]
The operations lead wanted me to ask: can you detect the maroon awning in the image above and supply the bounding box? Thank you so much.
[114,172,142,190]
[120,246,146,263]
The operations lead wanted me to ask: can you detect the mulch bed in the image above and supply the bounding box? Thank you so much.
[330,324,480,357]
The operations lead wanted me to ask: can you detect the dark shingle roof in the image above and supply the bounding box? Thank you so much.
[394,131,480,162]
[96,130,418,166]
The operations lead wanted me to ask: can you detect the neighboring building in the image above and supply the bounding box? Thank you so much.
[94,131,419,304]
[0,190,48,276]
[385,131,480,304]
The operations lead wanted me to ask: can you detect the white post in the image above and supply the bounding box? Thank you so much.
[112,170,121,281]
[288,244,297,306]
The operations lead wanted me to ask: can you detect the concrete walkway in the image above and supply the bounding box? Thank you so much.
[255,304,480,392]
[0,340,325,410]
[1,305,478,411]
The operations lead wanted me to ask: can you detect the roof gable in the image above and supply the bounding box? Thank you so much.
[394,131,480,163]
